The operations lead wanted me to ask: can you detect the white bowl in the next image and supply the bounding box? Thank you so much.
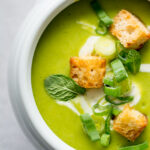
[8,0,77,149]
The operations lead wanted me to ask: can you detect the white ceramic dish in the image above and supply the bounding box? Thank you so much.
[8,0,77,149]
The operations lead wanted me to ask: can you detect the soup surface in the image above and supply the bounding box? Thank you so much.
[32,0,150,149]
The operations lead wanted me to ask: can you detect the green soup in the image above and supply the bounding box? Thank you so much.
[32,0,150,149]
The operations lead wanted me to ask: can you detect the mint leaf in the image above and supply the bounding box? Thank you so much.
[44,74,86,101]
[126,50,141,74]
[118,49,141,74]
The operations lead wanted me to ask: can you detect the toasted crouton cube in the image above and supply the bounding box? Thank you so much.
[113,105,148,141]
[110,10,150,49]
[70,56,106,88]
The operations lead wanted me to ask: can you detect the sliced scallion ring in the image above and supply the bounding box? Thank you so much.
[80,114,100,141]
[105,106,112,134]
[112,107,122,116]
[117,96,134,101]
[103,76,114,87]
[111,59,128,82]
[119,141,148,150]
[91,0,113,27]
[104,86,121,97]
[100,133,111,147]
[95,21,107,35]
[105,95,134,105]
[118,49,129,64]
[92,104,112,116]
[116,40,125,54]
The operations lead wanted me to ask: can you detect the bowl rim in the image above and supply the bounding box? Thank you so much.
[8,0,76,149]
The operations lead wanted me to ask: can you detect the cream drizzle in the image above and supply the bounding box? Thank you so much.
[140,64,150,72]
[56,36,150,115]
[79,36,99,57]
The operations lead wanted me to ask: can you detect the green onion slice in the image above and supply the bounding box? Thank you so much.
[111,59,128,82]
[92,104,112,116]
[95,21,107,35]
[126,50,141,74]
[105,106,112,134]
[91,0,113,27]
[112,107,122,116]
[80,114,100,141]
[115,78,132,95]
[118,96,134,101]
[116,41,125,54]
[104,86,121,97]
[103,77,114,87]
[91,114,105,134]
[119,141,148,150]
[105,95,133,105]
[118,49,141,74]
[100,133,111,147]
[118,49,128,63]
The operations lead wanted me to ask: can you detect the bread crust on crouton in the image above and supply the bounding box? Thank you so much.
[110,9,150,49]
[70,56,106,88]
[113,105,148,141]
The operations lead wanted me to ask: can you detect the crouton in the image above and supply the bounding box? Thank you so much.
[70,56,106,88]
[110,9,150,49]
[113,105,148,141]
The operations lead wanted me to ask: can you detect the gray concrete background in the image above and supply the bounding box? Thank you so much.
[0,0,41,149]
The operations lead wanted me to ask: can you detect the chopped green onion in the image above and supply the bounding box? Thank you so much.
[95,21,107,35]
[94,35,116,61]
[127,50,141,74]
[105,106,112,134]
[118,49,141,74]
[115,78,132,95]
[118,96,134,101]
[112,107,122,116]
[91,0,113,27]
[111,59,128,82]
[103,77,114,87]
[98,106,112,147]
[105,95,133,105]
[116,41,125,54]
[118,49,128,64]
[104,86,121,97]
[80,114,100,141]
[100,133,111,147]
[92,104,112,116]
[119,141,148,150]
[91,115,105,134]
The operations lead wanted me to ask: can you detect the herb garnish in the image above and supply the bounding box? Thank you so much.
[105,95,134,105]
[111,59,128,82]
[80,113,100,141]
[119,141,148,150]
[118,49,141,74]
[91,0,113,35]
[44,74,86,101]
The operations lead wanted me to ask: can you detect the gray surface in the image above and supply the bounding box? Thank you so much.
[0,0,41,149]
